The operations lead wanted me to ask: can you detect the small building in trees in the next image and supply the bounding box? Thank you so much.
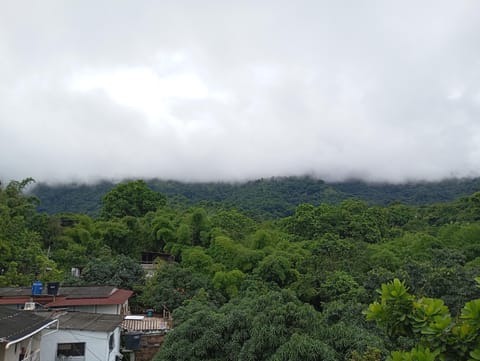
[40,312,122,361]
[122,314,172,361]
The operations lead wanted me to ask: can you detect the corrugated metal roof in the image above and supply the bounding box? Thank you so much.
[0,286,118,298]
[0,309,55,342]
[0,296,53,305]
[46,289,133,307]
[0,287,33,297]
[0,288,133,307]
[61,286,117,299]
[122,317,171,332]
[56,312,122,332]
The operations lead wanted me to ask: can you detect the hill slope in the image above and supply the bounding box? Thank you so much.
[31,176,480,219]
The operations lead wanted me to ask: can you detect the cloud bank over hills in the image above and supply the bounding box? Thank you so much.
[1,1,480,183]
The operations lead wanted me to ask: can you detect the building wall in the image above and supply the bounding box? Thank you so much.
[1,334,42,361]
[2,303,126,315]
[40,328,120,361]
[133,334,165,361]
[55,305,119,314]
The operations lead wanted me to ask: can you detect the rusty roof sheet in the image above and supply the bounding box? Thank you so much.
[0,286,118,298]
[46,289,133,307]
[0,288,133,307]
[122,317,171,332]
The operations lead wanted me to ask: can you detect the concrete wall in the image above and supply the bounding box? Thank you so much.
[40,328,120,361]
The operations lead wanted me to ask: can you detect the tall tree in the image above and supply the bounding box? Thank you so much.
[101,180,166,219]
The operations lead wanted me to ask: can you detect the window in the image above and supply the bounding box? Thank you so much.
[56,343,85,357]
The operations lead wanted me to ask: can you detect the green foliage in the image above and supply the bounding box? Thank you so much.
[181,247,214,274]
[210,209,256,240]
[254,254,298,287]
[367,278,480,361]
[249,229,276,249]
[349,347,383,361]
[188,207,210,246]
[101,180,166,219]
[270,333,337,361]
[388,346,440,361]
[7,176,480,360]
[0,179,63,285]
[319,271,365,304]
[213,270,246,298]
[139,263,217,311]
[33,176,480,219]
[155,289,338,361]
[79,254,144,289]
[148,214,176,250]
[366,279,415,338]
[209,236,263,272]
[95,219,136,254]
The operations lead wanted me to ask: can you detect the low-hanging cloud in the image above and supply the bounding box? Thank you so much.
[1,0,480,184]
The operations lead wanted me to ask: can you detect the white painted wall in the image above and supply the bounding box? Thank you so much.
[40,328,120,361]
[54,304,121,315]
[1,334,42,361]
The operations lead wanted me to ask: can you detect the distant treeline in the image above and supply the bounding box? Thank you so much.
[31,176,480,219]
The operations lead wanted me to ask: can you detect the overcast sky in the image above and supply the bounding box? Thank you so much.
[1,1,480,184]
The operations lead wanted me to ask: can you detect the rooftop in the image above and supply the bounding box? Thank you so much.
[122,316,172,332]
[0,285,118,298]
[54,312,122,332]
[46,289,133,307]
[0,309,56,343]
[0,286,133,307]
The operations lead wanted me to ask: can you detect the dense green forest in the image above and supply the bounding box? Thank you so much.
[3,177,480,360]
[31,176,480,219]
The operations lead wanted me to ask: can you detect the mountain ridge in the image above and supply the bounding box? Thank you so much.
[30,176,480,219]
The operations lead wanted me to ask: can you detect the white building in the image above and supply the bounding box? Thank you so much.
[0,309,57,361]
[40,312,122,361]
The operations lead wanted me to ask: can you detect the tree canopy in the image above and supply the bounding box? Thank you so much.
[3,177,480,360]
[101,179,166,219]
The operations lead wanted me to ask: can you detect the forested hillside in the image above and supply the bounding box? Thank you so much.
[3,178,480,360]
[31,176,480,219]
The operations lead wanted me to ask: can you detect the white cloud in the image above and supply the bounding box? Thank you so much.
[1,0,480,183]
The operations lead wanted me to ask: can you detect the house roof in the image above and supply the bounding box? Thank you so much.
[0,285,119,298]
[0,287,32,297]
[0,309,56,344]
[122,316,171,332]
[45,289,133,307]
[60,286,120,299]
[54,312,122,332]
[0,287,133,307]
[0,297,45,305]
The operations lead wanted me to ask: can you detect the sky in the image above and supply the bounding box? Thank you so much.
[1,1,480,184]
